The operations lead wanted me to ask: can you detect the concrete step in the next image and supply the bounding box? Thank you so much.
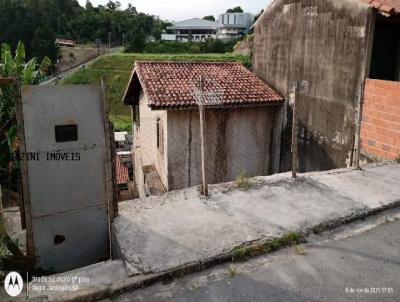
[143,165,166,196]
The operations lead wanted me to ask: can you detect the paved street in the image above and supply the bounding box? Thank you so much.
[39,47,122,86]
[106,212,400,302]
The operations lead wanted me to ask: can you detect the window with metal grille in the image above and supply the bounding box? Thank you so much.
[156,118,164,154]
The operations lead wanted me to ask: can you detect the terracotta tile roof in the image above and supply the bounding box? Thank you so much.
[123,62,283,109]
[361,0,400,14]
[116,155,129,185]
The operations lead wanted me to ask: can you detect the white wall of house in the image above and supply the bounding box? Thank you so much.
[133,92,168,197]
[161,34,176,41]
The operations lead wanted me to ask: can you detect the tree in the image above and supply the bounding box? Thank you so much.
[127,4,137,15]
[125,21,145,52]
[254,9,264,22]
[151,18,166,41]
[0,0,166,54]
[226,6,243,13]
[85,0,94,10]
[203,15,215,22]
[31,26,58,63]
[106,0,116,10]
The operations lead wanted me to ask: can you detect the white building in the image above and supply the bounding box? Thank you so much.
[114,131,132,151]
[217,12,254,40]
[161,13,254,43]
[162,18,218,42]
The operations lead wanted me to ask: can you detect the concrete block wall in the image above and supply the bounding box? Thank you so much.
[360,79,400,160]
[253,0,371,172]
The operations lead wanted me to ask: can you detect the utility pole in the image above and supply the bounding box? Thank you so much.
[193,76,222,196]
[199,104,208,196]
[198,76,208,196]
[290,83,298,179]
[122,33,126,49]
[108,32,112,53]
[354,80,365,170]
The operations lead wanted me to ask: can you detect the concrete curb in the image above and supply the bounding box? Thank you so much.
[307,199,400,235]
[35,199,400,302]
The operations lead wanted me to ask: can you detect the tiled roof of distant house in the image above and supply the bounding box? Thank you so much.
[116,156,129,185]
[123,62,283,109]
[361,0,400,14]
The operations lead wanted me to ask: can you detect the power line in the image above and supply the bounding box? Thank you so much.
[48,0,80,41]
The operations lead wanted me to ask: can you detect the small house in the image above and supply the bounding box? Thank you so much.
[55,38,75,47]
[123,62,283,197]
[162,18,218,42]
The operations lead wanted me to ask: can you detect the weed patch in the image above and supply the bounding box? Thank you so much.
[230,232,302,262]
[227,265,237,278]
[312,224,324,235]
[293,244,305,255]
[235,171,255,191]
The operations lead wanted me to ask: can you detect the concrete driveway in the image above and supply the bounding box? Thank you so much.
[113,163,400,276]
[107,210,400,302]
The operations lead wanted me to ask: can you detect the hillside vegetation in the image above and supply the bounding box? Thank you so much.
[63,53,251,131]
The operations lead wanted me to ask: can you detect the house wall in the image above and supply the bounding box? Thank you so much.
[360,79,400,160]
[253,0,372,172]
[167,107,276,190]
[133,91,168,196]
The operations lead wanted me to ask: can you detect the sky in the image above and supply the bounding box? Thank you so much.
[78,0,269,21]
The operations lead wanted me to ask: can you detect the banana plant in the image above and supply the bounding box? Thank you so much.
[0,41,51,185]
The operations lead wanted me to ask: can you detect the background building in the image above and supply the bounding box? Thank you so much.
[217,12,254,40]
[162,18,218,42]
[161,12,254,42]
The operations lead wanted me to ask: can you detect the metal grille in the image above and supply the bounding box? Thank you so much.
[192,76,224,106]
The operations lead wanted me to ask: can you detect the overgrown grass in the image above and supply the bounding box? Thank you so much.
[91,53,252,71]
[0,218,7,258]
[109,114,131,132]
[230,232,301,262]
[293,244,305,255]
[235,171,255,191]
[63,53,251,131]
[228,265,238,278]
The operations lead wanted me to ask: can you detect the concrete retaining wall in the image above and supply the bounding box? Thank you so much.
[253,0,372,172]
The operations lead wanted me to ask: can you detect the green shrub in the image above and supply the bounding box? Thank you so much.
[141,39,239,54]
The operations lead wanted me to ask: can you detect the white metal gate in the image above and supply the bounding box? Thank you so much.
[18,85,113,273]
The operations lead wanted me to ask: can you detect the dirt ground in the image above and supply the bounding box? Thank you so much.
[57,44,106,73]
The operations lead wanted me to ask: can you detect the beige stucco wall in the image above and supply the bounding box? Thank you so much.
[133,91,168,195]
[167,107,276,190]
